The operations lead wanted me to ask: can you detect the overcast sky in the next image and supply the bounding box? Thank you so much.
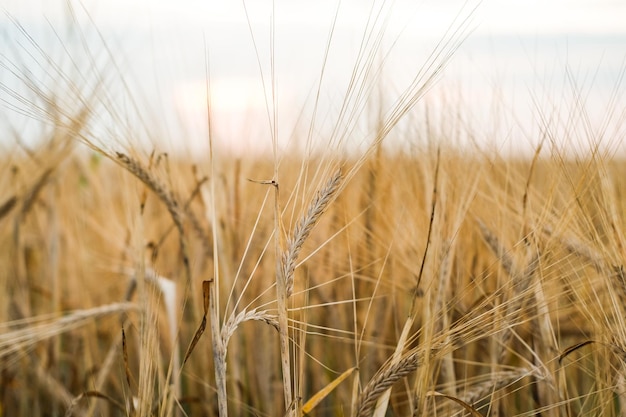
[1,0,625,155]
[4,0,626,35]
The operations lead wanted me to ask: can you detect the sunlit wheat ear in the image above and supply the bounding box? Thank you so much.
[282,168,342,297]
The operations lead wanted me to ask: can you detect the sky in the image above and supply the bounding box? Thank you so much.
[1,0,625,156]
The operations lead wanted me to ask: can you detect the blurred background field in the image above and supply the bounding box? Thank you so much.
[4,140,626,416]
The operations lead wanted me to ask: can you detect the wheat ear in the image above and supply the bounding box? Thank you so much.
[463,368,541,405]
[115,153,193,284]
[356,351,423,417]
[477,220,539,364]
[282,169,342,297]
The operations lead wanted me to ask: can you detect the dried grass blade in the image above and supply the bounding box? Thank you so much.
[0,195,17,220]
[301,367,357,415]
[202,279,211,314]
[121,327,135,415]
[65,391,127,417]
[558,340,599,364]
[182,280,211,367]
[19,167,54,219]
[425,391,482,417]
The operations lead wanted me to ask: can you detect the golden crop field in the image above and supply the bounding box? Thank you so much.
[1,2,626,417]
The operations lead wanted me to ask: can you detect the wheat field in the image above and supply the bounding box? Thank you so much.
[2,2,626,417]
